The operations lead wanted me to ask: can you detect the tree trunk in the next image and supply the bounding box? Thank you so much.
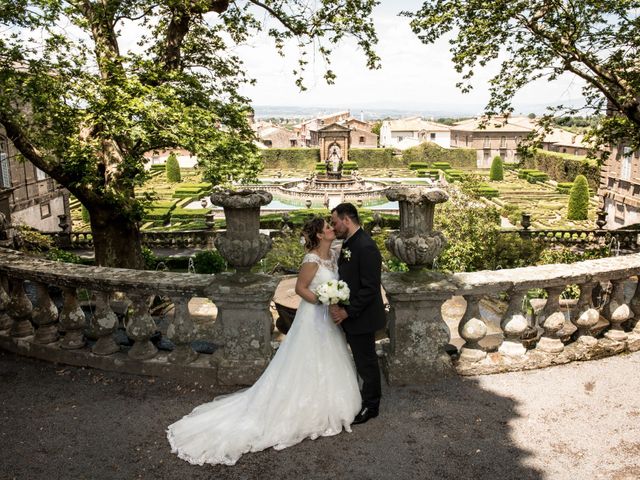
[90,207,144,269]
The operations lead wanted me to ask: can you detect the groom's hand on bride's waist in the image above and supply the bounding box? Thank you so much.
[329,305,348,325]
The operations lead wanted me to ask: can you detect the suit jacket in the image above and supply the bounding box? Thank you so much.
[338,228,386,335]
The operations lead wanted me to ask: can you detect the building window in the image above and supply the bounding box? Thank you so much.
[397,136,403,142]
[0,136,10,188]
[483,151,490,161]
[359,136,365,144]
[40,202,51,219]
[430,133,436,140]
[263,140,272,147]
[465,135,469,146]
[483,136,490,148]
[621,147,633,180]
[500,136,506,148]
[290,139,297,147]
[454,134,458,144]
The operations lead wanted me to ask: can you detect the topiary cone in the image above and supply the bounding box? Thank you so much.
[567,174,589,220]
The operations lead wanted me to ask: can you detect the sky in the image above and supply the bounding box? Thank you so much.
[233,1,588,117]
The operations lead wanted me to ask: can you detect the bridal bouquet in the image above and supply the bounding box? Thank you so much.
[314,280,350,305]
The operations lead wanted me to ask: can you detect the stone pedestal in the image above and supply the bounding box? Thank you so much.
[208,273,280,386]
[381,271,456,385]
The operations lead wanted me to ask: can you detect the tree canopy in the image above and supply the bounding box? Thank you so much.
[407,0,640,155]
[0,0,380,267]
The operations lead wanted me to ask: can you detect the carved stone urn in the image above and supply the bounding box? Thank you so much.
[210,189,273,273]
[384,187,448,269]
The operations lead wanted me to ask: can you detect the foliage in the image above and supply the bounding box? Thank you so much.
[46,247,82,264]
[193,250,226,274]
[492,235,546,269]
[402,143,476,168]
[15,225,53,253]
[567,175,590,220]
[489,156,504,181]
[501,203,522,226]
[348,148,395,168]
[407,0,640,156]
[537,244,611,265]
[141,246,158,270]
[521,150,600,189]
[0,0,380,267]
[166,153,181,183]
[261,233,306,273]
[81,205,90,223]
[260,148,320,170]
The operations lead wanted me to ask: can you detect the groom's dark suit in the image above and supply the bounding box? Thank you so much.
[338,228,386,411]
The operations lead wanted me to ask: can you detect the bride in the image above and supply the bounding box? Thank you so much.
[167,217,361,466]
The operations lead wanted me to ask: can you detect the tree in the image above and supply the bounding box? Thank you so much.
[370,120,382,146]
[165,153,181,183]
[567,175,590,220]
[0,1,380,268]
[407,1,640,156]
[489,155,503,181]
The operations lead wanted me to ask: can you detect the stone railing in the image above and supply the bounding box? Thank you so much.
[502,228,638,249]
[44,230,218,250]
[2,247,640,386]
[381,253,640,383]
[0,247,278,385]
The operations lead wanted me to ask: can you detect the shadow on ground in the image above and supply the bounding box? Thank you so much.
[0,350,542,480]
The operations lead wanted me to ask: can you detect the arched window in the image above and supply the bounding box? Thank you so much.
[0,135,11,188]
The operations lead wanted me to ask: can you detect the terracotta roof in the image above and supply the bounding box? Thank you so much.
[387,117,450,132]
[450,116,533,133]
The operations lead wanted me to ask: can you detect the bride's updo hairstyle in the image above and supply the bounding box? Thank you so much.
[301,216,326,251]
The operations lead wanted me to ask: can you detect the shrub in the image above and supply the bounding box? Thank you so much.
[409,161,429,170]
[416,168,439,179]
[193,250,226,274]
[166,152,181,182]
[431,161,451,170]
[556,182,574,194]
[489,156,504,181]
[475,185,500,198]
[46,248,82,264]
[81,205,90,223]
[402,142,476,168]
[315,162,327,172]
[445,169,465,182]
[141,246,158,270]
[342,161,358,171]
[260,148,320,169]
[567,174,590,220]
[517,169,538,179]
[520,149,600,189]
[525,171,549,183]
[348,148,395,168]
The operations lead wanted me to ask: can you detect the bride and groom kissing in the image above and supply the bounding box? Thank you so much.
[167,202,386,466]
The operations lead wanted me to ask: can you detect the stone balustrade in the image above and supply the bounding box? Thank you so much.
[381,252,640,383]
[503,228,638,249]
[2,247,640,386]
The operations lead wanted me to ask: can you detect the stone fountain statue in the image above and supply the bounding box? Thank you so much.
[325,143,343,179]
[380,186,456,384]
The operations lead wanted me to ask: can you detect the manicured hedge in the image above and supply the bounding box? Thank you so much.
[556,182,574,194]
[416,168,440,179]
[445,169,465,182]
[526,171,550,183]
[520,150,599,189]
[432,161,451,170]
[567,175,590,220]
[409,162,430,170]
[348,148,395,167]
[489,156,504,181]
[402,142,476,168]
[170,208,210,220]
[260,148,320,170]
[475,185,500,198]
[166,153,181,182]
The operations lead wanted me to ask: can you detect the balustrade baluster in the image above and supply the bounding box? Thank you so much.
[498,288,528,357]
[167,295,198,364]
[90,291,120,355]
[0,273,12,331]
[32,282,59,344]
[458,295,488,362]
[8,277,34,337]
[60,287,86,349]
[126,293,158,360]
[604,279,630,343]
[536,286,565,353]
[571,282,599,345]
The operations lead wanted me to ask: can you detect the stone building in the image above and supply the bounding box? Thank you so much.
[293,111,377,148]
[450,117,532,167]
[144,148,198,169]
[252,123,296,148]
[599,144,640,228]
[380,117,451,149]
[0,126,70,231]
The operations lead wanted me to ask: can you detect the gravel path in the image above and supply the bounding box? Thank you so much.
[1,350,640,480]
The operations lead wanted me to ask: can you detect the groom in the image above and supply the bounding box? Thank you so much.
[329,203,386,425]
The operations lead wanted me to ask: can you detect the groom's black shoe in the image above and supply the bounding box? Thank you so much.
[352,407,378,425]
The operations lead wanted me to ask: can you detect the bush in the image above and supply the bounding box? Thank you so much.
[409,161,429,170]
[166,152,181,182]
[402,142,476,168]
[342,161,358,171]
[489,156,504,181]
[348,148,395,168]
[556,182,574,194]
[46,248,82,264]
[260,148,320,169]
[193,250,226,274]
[445,169,465,182]
[520,149,600,189]
[567,174,590,220]
[475,185,500,198]
[416,168,439,179]
[141,246,158,270]
[81,205,90,223]
[525,171,549,183]
[431,161,451,170]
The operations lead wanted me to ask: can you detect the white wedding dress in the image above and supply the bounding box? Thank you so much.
[167,252,361,466]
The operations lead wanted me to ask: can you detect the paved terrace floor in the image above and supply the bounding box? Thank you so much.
[2,350,640,480]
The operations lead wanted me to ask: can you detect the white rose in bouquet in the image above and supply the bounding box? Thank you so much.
[314,280,350,305]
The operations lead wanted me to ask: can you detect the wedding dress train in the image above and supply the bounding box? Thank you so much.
[167,253,361,466]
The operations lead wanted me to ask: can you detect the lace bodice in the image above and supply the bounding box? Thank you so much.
[302,251,339,291]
